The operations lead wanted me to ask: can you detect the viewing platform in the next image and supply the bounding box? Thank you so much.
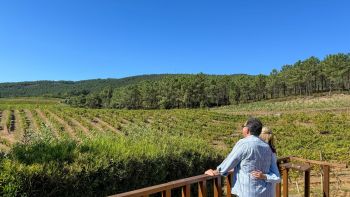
[111,156,348,197]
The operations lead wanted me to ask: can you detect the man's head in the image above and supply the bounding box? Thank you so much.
[242,117,263,137]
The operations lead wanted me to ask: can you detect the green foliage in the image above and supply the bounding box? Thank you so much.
[0,125,223,196]
[62,52,350,109]
[2,53,350,110]
[215,94,350,113]
[67,74,235,109]
[0,75,168,98]
[1,98,350,195]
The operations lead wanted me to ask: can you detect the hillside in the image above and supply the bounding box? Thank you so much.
[1,52,350,110]
[0,74,171,98]
[213,94,350,115]
[1,96,350,196]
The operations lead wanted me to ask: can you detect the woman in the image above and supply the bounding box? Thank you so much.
[251,127,279,196]
[260,127,276,154]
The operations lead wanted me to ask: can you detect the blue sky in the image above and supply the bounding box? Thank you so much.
[0,0,349,82]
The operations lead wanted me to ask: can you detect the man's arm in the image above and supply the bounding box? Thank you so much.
[251,154,281,183]
[214,140,245,176]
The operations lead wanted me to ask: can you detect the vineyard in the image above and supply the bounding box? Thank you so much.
[0,96,350,196]
[0,99,243,152]
[214,94,350,115]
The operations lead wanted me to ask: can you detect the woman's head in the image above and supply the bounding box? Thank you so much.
[260,127,276,153]
[260,127,273,143]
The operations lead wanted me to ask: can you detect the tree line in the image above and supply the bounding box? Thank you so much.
[64,52,350,109]
[0,75,167,98]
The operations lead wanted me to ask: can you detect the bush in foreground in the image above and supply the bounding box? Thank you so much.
[0,126,223,196]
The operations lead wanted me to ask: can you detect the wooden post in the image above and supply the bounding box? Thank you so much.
[198,180,207,197]
[182,184,190,197]
[162,189,171,197]
[225,174,232,196]
[214,177,222,197]
[276,159,282,197]
[304,170,310,197]
[322,165,330,197]
[282,167,289,197]
[276,183,282,197]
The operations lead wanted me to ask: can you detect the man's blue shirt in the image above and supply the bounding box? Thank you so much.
[217,135,280,197]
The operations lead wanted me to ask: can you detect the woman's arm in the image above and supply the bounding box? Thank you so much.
[265,153,281,183]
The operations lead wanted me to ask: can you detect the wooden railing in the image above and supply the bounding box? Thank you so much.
[111,171,233,197]
[111,156,347,197]
[277,156,347,197]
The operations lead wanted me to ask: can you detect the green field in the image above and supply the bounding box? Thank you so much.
[0,96,349,196]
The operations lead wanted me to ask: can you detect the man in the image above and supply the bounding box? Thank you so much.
[205,118,280,197]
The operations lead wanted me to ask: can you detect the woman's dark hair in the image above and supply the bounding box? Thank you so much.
[245,117,263,136]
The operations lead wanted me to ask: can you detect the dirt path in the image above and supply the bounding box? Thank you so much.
[68,117,91,137]
[0,142,10,152]
[46,110,77,140]
[94,117,123,135]
[0,134,16,144]
[0,110,17,144]
[14,110,24,140]
[81,117,104,133]
[0,110,9,135]
[24,109,40,132]
[120,118,131,125]
[35,109,59,138]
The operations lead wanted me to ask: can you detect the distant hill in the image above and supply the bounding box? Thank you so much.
[0,74,245,99]
[1,52,350,109]
[0,74,173,98]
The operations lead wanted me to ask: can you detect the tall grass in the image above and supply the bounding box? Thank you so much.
[214,94,350,113]
[0,125,223,196]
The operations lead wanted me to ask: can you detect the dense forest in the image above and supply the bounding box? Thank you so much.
[0,74,167,98]
[1,53,350,109]
[65,53,350,109]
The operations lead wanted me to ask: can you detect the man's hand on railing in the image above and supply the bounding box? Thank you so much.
[205,169,219,176]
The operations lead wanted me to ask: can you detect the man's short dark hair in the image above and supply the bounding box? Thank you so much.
[245,117,263,136]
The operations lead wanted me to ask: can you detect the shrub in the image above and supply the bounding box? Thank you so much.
[0,126,223,196]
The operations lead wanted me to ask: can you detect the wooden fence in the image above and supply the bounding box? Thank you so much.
[111,156,347,197]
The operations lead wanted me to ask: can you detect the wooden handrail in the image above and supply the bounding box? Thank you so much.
[110,171,233,197]
[276,156,347,197]
[111,156,348,197]
[289,156,348,168]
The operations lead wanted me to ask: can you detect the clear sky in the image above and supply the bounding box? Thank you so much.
[0,0,349,82]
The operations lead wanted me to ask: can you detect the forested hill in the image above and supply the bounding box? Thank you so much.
[0,74,172,98]
[1,52,350,109]
[64,52,350,109]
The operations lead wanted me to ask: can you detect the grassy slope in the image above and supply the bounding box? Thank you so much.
[1,95,349,164]
[212,94,350,164]
[1,95,350,195]
[213,94,350,114]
